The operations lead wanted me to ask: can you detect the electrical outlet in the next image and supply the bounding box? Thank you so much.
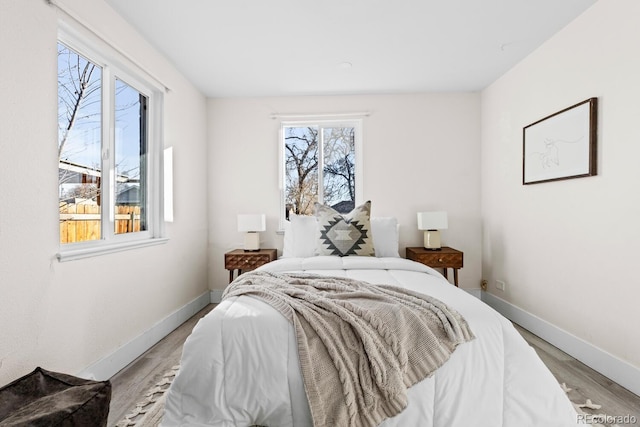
[496,280,506,291]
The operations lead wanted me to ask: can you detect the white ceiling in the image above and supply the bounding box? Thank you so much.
[105,0,597,98]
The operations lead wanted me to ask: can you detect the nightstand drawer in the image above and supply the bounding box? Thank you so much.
[405,246,464,286]
[413,252,463,269]
[224,249,277,283]
[225,253,272,270]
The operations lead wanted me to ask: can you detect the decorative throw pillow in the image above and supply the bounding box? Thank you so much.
[314,201,375,257]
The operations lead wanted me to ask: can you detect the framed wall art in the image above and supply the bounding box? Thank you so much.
[523,97,597,185]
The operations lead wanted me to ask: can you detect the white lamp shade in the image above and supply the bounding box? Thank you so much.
[417,211,448,230]
[237,214,266,232]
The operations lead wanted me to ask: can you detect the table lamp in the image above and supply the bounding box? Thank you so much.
[237,214,266,251]
[417,211,448,250]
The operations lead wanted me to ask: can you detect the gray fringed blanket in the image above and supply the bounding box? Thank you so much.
[223,271,474,427]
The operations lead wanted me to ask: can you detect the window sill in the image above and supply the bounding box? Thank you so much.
[56,237,169,262]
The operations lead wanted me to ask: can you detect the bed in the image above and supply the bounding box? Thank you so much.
[161,211,579,427]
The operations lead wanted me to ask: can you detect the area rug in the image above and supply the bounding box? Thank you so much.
[117,370,618,427]
[562,383,624,427]
[115,365,179,427]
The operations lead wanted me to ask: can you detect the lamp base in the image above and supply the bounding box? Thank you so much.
[423,230,442,250]
[244,232,260,251]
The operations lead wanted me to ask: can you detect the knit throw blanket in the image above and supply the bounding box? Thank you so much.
[223,271,475,427]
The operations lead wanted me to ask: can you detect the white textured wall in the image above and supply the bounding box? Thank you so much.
[207,94,482,290]
[481,0,640,370]
[0,0,208,385]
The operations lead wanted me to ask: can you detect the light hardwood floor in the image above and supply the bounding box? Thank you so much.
[514,324,640,425]
[108,304,640,426]
[107,304,215,426]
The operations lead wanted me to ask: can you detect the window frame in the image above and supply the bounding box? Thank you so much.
[56,22,167,261]
[278,118,364,231]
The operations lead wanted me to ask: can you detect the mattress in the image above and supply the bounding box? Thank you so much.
[161,256,578,427]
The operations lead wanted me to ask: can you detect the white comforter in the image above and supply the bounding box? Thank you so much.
[162,257,578,427]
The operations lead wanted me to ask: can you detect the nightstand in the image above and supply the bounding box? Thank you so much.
[405,246,463,287]
[224,249,277,283]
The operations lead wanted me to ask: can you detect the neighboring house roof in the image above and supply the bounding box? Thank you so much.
[59,160,140,205]
[59,159,130,183]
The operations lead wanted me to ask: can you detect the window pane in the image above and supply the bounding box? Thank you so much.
[323,127,356,213]
[114,79,148,235]
[284,126,318,218]
[58,43,102,243]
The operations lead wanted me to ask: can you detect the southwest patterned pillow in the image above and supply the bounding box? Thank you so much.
[314,201,375,257]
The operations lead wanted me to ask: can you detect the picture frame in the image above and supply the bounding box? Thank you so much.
[523,97,597,185]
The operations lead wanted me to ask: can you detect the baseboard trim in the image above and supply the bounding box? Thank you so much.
[481,291,640,397]
[464,288,482,299]
[77,291,211,381]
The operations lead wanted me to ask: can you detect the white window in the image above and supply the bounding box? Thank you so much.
[57,25,166,261]
[280,119,363,227]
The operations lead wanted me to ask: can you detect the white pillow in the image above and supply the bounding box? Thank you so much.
[284,214,400,258]
[282,220,293,257]
[371,217,400,257]
[282,214,318,258]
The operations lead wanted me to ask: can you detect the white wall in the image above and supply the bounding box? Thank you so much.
[207,94,482,290]
[481,0,640,373]
[0,0,208,385]
[11,0,633,394]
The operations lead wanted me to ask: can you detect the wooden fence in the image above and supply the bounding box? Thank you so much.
[59,203,142,243]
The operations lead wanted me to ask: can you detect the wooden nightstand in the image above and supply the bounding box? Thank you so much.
[224,249,277,283]
[406,246,463,287]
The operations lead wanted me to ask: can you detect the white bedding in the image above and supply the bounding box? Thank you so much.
[162,257,579,427]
